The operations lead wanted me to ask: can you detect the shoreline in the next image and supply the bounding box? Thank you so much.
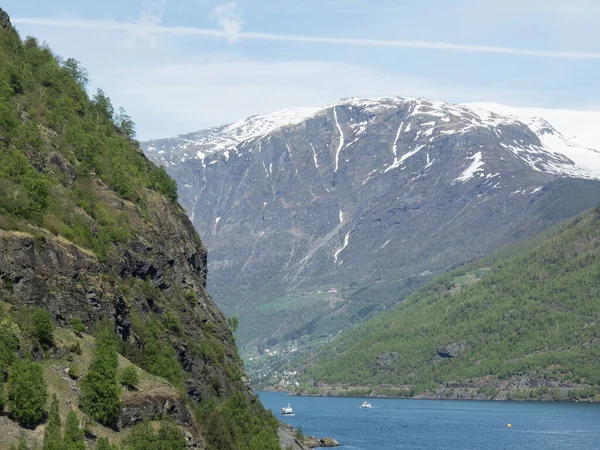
[261,386,599,403]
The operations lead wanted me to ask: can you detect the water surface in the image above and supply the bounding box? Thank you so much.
[259,392,600,449]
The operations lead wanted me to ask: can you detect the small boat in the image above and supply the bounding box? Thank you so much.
[281,403,294,415]
[360,400,372,409]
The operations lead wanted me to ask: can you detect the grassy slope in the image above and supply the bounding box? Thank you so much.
[0,325,178,449]
[299,207,600,400]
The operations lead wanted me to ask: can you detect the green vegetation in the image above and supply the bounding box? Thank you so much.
[0,15,282,449]
[80,329,121,427]
[69,317,86,335]
[64,410,86,450]
[43,395,62,450]
[198,394,281,450]
[0,317,20,377]
[121,419,186,450]
[32,307,54,347]
[0,25,178,261]
[301,209,600,395]
[119,366,140,390]
[96,437,119,450]
[7,359,48,427]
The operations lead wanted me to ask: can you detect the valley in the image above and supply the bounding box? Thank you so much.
[143,97,600,391]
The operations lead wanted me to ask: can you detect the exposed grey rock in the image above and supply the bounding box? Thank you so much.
[278,422,311,450]
[304,435,340,447]
[0,8,11,30]
[118,391,192,429]
[375,352,400,369]
[436,342,468,359]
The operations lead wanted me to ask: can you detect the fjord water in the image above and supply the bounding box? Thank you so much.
[259,392,600,449]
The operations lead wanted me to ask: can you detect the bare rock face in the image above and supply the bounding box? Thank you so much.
[118,390,193,429]
[278,422,311,450]
[304,435,340,448]
[375,352,400,370]
[0,182,249,406]
[436,342,468,359]
[0,8,11,30]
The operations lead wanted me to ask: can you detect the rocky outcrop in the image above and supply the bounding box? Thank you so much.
[118,390,193,429]
[0,8,11,30]
[375,352,400,369]
[436,342,468,359]
[278,422,339,449]
[0,181,248,405]
[304,435,340,448]
[278,422,310,450]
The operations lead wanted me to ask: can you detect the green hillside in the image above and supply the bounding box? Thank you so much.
[296,207,600,401]
[0,10,281,450]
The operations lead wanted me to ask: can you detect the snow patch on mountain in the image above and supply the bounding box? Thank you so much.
[144,96,600,182]
[466,103,600,177]
[455,151,484,182]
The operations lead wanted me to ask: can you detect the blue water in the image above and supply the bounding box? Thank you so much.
[258,392,600,449]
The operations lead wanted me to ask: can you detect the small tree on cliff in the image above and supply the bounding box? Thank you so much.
[63,410,85,450]
[8,359,48,427]
[80,328,120,427]
[43,394,63,450]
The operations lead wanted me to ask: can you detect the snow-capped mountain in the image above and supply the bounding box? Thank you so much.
[145,98,600,179]
[466,102,600,151]
[141,97,600,353]
[144,106,320,167]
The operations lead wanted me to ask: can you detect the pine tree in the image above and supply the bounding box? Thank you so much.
[80,329,120,426]
[0,318,20,379]
[156,418,186,450]
[63,410,85,450]
[8,360,48,427]
[96,437,118,450]
[42,394,62,450]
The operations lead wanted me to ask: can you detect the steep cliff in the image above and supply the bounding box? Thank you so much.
[0,7,279,449]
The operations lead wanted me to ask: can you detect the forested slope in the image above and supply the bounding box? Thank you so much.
[298,206,600,401]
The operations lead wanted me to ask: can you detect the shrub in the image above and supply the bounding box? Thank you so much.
[8,359,48,427]
[69,317,86,335]
[0,318,20,379]
[162,314,182,334]
[64,410,85,450]
[80,330,120,427]
[120,366,140,390]
[67,362,80,380]
[32,308,54,347]
[43,394,63,450]
[96,437,118,450]
[121,418,186,450]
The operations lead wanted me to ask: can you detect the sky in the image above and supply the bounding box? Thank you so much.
[3,0,600,139]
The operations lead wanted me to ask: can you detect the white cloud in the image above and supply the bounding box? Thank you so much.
[120,0,167,48]
[12,16,600,59]
[106,58,555,139]
[9,11,599,140]
[209,2,243,43]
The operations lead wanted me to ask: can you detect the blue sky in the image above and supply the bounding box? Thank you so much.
[4,0,600,139]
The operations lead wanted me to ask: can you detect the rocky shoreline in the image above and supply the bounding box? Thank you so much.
[280,382,599,403]
[278,422,339,449]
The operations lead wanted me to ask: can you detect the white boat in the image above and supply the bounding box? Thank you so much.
[281,403,294,415]
[360,400,372,409]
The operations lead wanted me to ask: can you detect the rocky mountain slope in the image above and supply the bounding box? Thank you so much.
[0,9,281,449]
[293,206,600,402]
[143,96,600,369]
